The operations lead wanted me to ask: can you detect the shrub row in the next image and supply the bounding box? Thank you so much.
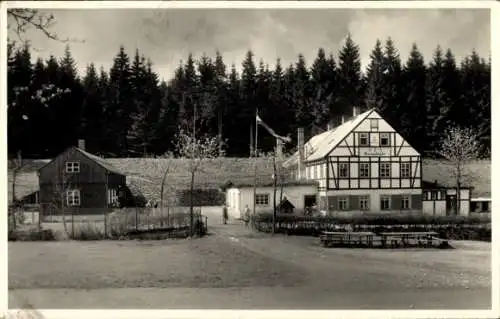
[251,212,491,225]
[250,213,492,242]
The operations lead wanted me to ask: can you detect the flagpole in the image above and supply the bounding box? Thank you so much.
[253,109,258,220]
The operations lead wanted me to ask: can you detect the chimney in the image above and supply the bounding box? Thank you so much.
[297,127,305,180]
[341,116,346,124]
[326,121,332,131]
[276,139,283,159]
[353,106,359,117]
[78,139,85,151]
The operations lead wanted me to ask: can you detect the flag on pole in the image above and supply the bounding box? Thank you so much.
[256,114,292,143]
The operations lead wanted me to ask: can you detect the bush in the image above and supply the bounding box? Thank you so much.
[250,213,491,241]
[71,222,105,240]
[8,227,56,241]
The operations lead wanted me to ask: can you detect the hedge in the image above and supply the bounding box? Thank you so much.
[251,212,491,226]
[250,213,491,242]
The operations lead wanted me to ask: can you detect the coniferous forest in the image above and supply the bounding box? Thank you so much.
[7,35,491,159]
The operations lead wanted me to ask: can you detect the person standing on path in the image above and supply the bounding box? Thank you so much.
[243,205,251,227]
[222,204,228,224]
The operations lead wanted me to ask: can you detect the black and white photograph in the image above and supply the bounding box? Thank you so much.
[4,1,495,314]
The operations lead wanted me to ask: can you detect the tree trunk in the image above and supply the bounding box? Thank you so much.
[456,162,461,216]
[272,152,277,234]
[160,166,170,226]
[190,170,195,237]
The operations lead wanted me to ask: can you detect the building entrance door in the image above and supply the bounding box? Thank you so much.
[446,195,457,216]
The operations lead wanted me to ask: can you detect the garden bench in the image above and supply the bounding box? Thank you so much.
[319,231,376,248]
[380,232,439,248]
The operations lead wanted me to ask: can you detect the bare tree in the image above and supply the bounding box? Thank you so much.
[7,9,77,46]
[51,171,76,236]
[173,127,224,236]
[438,126,481,214]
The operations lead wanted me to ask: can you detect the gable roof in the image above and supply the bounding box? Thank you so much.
[77,148,125,176]
[284,109,374,166]
[422,159,490,198]
[37,147,125,176]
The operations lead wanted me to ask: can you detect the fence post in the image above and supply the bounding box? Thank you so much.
[104,208,108,238]
[71,207,75,239]
[135,208,139,231]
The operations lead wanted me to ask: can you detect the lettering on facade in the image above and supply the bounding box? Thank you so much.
[361,147,391,156]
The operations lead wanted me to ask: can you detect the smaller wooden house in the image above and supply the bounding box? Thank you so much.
[38,141,127,216]
[277,197,295,214]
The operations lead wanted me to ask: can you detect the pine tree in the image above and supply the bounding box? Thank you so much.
[293,54,312,128]
[337,34,363,116]
[425,46,447,154]
[401,43,427,151]
[240,50,258,155]
[310,48,336,130]
[381,37,403,130]
[108,45,133,156]
[80,63,104,154]
[364,39,385,112]
[459,50,491,156]
[127,49,150,156]
[214,50,228,153]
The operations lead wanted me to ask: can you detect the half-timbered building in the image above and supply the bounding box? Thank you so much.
[285,107,423,214]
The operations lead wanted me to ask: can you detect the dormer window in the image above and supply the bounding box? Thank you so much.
[359,133,369,146]
[66,161,80,173]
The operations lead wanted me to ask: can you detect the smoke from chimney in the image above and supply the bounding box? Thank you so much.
[78,139,86,151]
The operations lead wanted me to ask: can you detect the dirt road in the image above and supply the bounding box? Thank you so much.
[9,222,492,309]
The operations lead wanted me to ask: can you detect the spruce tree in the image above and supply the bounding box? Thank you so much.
[402,43,427,151]
[337,34,363,116]
[364,39,385,112]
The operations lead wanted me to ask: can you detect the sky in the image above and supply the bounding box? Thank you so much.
[12,7,491,82]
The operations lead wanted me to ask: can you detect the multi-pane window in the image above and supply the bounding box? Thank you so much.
[400,162,411,178]
[380,196,391,210]
[359,196,370,210]
[370,119,379,131]
[338,197,349,210]
[380,133,390,146]
[256,194,270,205]
[65,161,80,173]
[66,189,81,206]
[401,196,410,210]
[379,163,391,178]
[359,133,369,146]
[338,163,349,178]
[359,163,370,178]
